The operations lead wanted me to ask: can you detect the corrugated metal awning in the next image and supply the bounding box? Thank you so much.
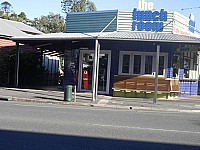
[11,31,200,44]
[11,32,103,41]
[0,18,43,38]
[98,32,200,43]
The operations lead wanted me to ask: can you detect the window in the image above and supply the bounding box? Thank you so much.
[122,54,130,74]
[193,52,198,71]
[183,51,198,79]
[120,51,167,76]
[133,55,141,74]
[159,56,165,75]
[172,54,179,78]
[145,55,153,74]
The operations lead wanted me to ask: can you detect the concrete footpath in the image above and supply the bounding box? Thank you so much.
[0,87,200,113]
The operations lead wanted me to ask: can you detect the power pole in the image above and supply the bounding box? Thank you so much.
[181,7,200,11]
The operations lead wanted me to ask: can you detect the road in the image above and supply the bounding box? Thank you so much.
[0,101,200,150]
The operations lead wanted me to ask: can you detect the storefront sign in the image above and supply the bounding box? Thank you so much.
[138,0,154,11]
[188,13,195,33]
[132,8,168,32]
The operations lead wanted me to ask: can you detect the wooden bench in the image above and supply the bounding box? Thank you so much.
[112,75,180,99]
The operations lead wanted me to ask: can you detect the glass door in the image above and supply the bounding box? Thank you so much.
[79,50,111,94]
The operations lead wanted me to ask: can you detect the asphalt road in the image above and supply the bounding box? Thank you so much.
[0,101,200,150]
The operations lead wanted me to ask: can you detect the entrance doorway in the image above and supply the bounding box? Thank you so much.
[78,50,111,94]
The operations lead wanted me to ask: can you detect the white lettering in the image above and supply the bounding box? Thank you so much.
[148,2,154,10]
[138,0,154,11]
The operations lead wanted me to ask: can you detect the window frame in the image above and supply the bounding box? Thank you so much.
[119,51,168,77]
[183,51,199,79]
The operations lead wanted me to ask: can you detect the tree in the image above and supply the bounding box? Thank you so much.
[61,0,96,13]
[0,1,12,14]
[32,12,66,33]
[18,12,27,20]
[0,48,48,87]
[1,12,27,22]
[0,10,4,16]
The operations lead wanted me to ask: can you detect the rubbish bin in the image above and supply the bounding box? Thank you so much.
[64,85,73,101]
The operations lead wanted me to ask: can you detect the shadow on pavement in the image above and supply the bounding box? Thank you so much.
[0,130,199,150]
[34,96,63,101]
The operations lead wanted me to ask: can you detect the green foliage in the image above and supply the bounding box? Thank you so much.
[18,12,27,20]
[0,1,65,33]
[0,47,15,86]
[1,11,27,22]
[0,1,12,13]
[19,51,48,87]
[32,13,66,33]
[0,10,4,16]
[0,48,48,87]
[61,0,96,13]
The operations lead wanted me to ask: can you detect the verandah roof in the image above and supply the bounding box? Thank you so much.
[11,31,200,44]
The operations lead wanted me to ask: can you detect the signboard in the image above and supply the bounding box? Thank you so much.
[172,12,199,38]
[138,0,154,11]
[132,8,168,32]
[188,13,195,33]
[132,0,168,32]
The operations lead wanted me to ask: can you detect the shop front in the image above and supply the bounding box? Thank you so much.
[11,0,200,100]
[78,50,111,94]
[64,1,200,99]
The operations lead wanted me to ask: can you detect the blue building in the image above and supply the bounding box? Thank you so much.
[64,9,200,99]
[11,8,200,100]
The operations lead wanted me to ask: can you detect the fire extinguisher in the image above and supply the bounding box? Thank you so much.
[82,70,88,89]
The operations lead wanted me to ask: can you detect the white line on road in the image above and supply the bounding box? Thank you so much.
[14,103,70,109]
[93,124,200,134]
[12,102,195,114]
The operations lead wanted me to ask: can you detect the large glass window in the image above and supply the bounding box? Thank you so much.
[119,52,167,76]
[145,55,153,74]
[122,54,130,73]
[81,53,109,92]
[133,55,141,74]
[183,52,191,78]
[159,56,165,75]
[172,54,179,78]
[193,52,198,71]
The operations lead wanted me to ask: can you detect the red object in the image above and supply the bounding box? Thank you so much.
[0,39,15,47]
[82,70,88,89]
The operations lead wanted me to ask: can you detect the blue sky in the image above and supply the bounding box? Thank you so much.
[2,0,200,29]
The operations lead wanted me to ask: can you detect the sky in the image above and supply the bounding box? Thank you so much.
[1,0,200,29]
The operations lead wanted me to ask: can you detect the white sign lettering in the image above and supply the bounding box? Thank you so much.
[138,0,154,11]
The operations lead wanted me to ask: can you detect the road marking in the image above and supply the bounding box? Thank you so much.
[14,103,70,109]
[96,99,110,105]
[93,124,200,134]
[13,103,194,114]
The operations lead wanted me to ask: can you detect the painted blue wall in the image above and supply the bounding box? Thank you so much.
[100,40,179,95]
[63,40,198,96]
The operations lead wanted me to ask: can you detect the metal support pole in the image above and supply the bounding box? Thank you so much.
[54,58,57,85]
[47,55,49,85]
[95,42,100,101]
[153,45,160,103]
[74,85,76,102]
[51,57,53,85]
[15,42,20,87]
[92,39,100,102]
[40,49,43,68]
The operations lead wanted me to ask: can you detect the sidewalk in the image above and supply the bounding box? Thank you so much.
[0,87,200,113]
